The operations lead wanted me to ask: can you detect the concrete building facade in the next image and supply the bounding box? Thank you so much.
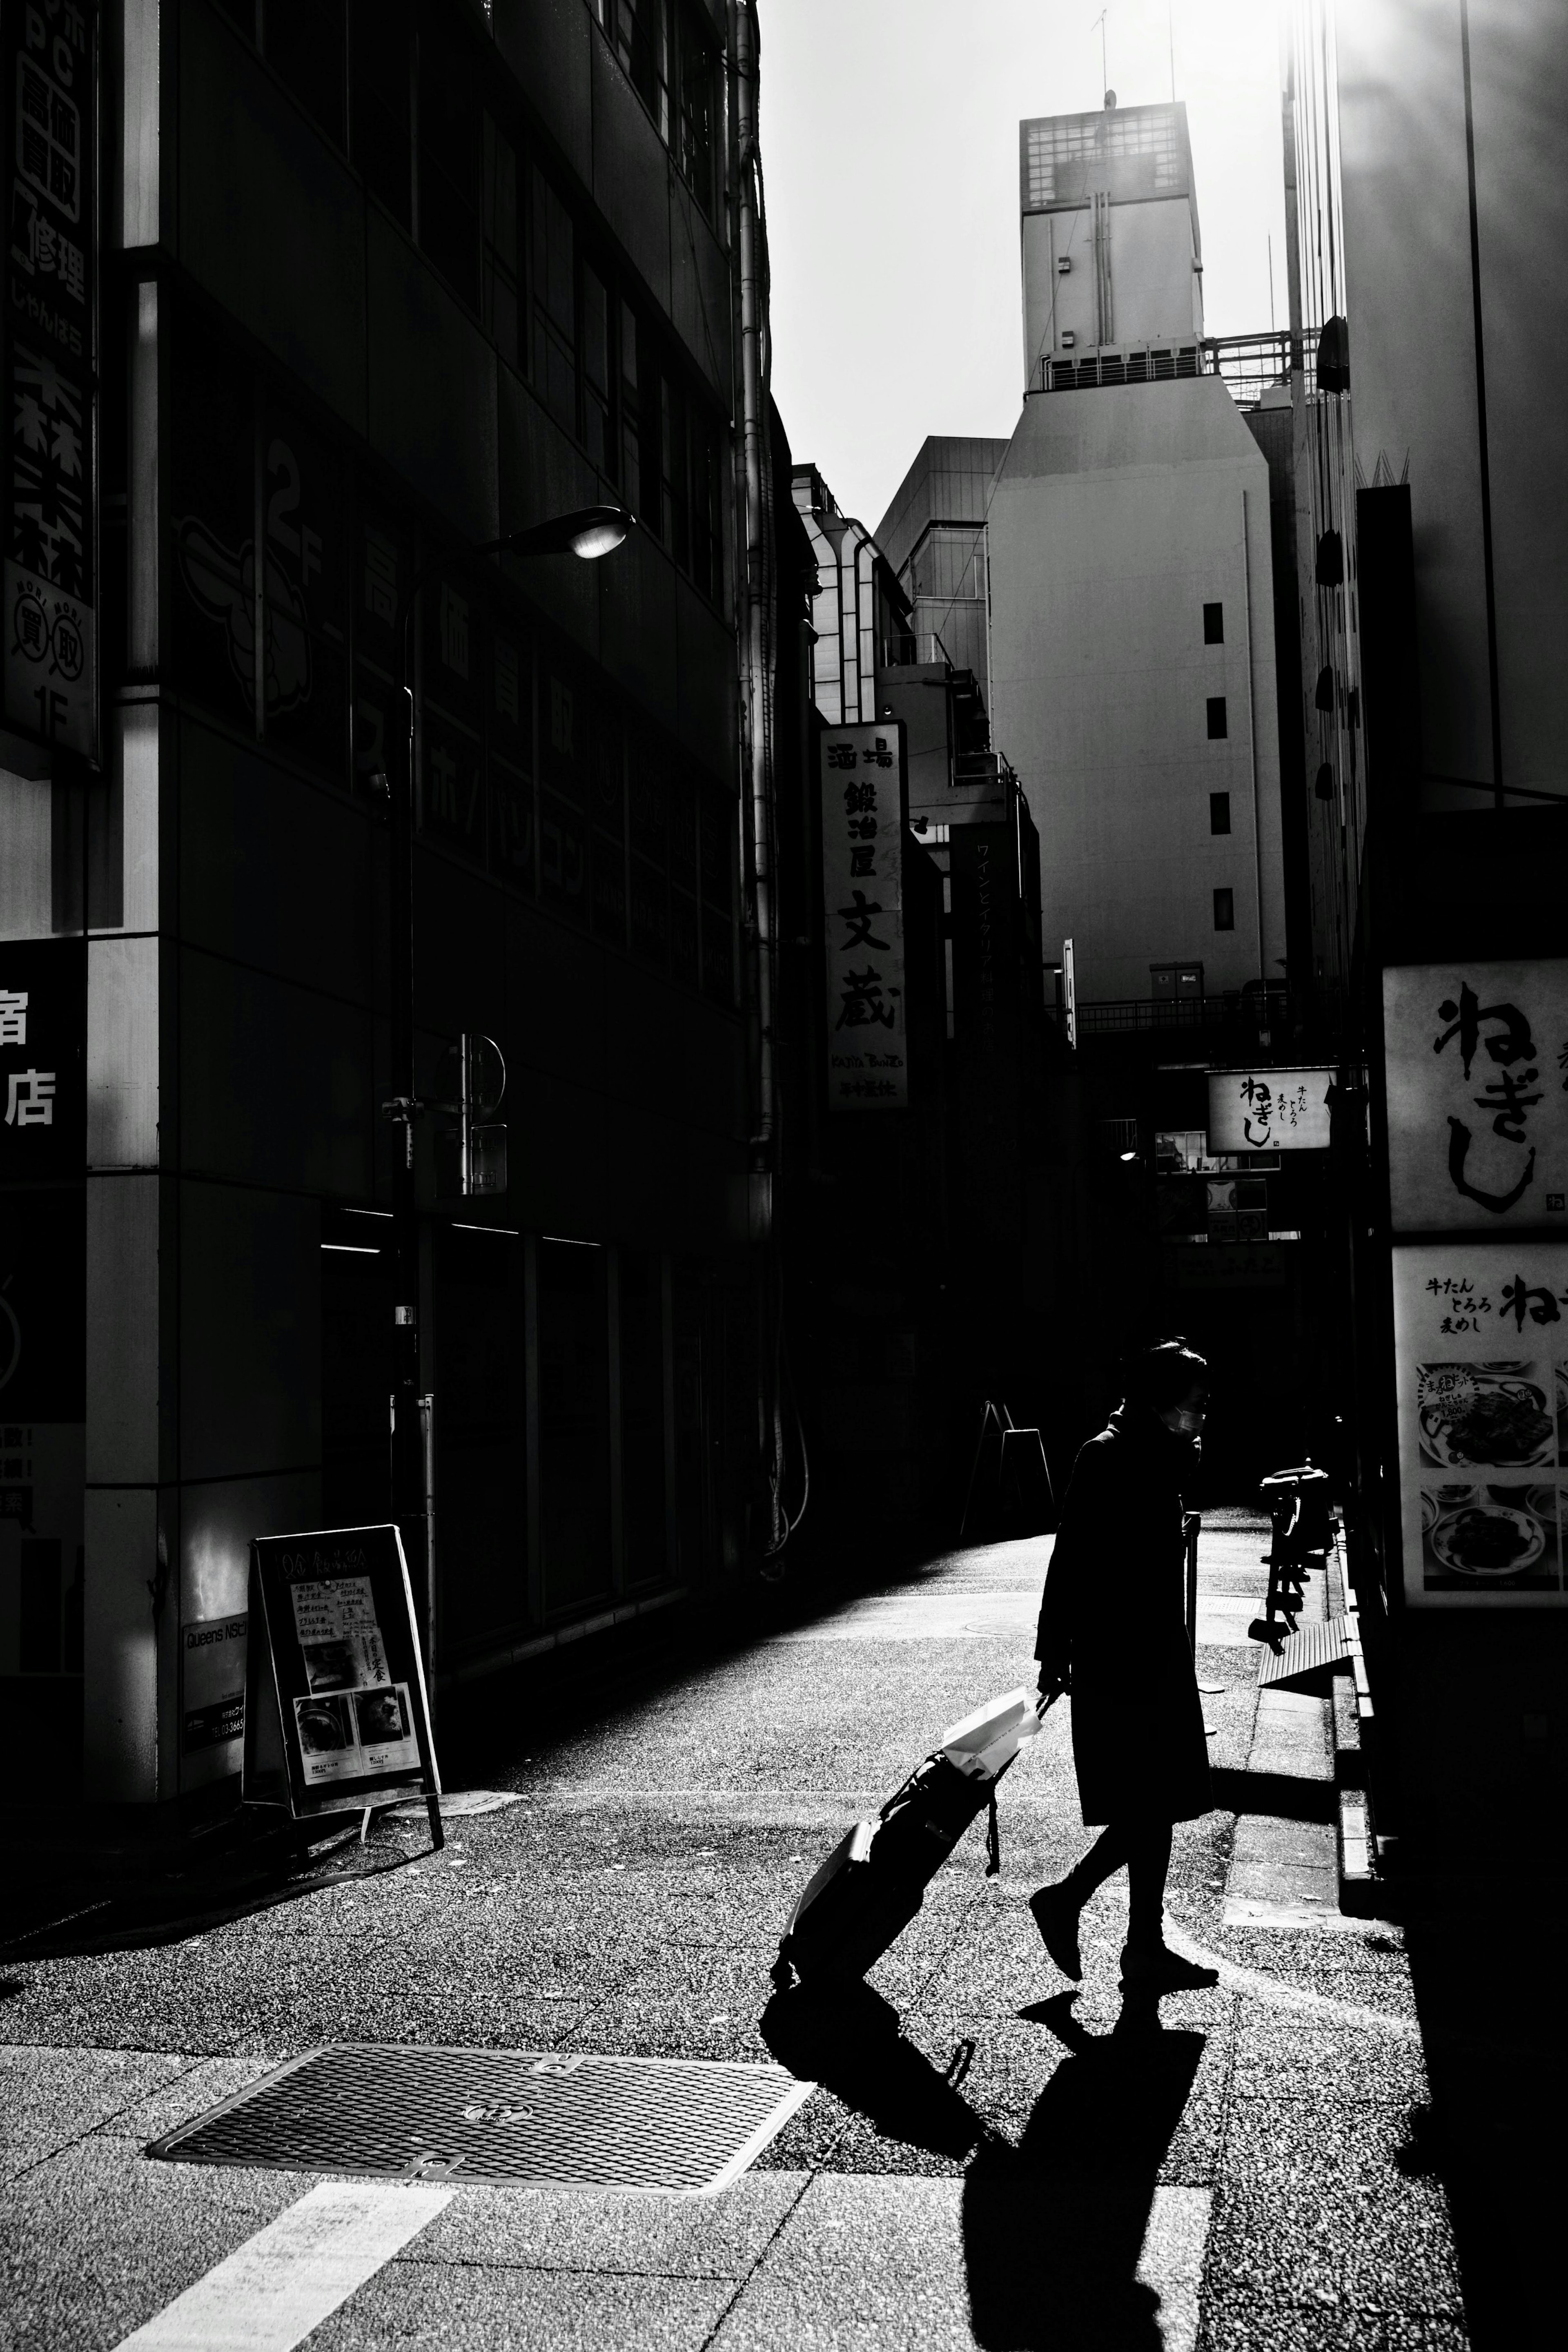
[989,102,1286,1014]
[0,0,771,1826]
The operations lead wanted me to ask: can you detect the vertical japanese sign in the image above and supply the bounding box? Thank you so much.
[0,936,85,1179]
[820,723,907,1110]
[2,0,98,760]
[1062,936,1077,1050]
[1384,961,1568,1606]
[1384,961,1568,1229]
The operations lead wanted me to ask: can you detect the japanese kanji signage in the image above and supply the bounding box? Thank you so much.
[1384,961,1568,1230]
[0,937,85,1180]
[1207,1067,1334,1154]
[2,0,98,760]
[1391,1241,1568,1607]
[820,723,907,1111]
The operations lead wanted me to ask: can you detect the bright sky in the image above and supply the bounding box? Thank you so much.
[760,0,1288,535]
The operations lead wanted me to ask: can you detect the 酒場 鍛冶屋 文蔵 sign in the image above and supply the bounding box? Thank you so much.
[820,725,909,1112]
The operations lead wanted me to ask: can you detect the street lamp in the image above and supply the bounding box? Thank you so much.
[381,504,633,1685]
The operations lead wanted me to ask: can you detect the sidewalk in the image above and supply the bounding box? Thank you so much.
[1,1515,1470,2350]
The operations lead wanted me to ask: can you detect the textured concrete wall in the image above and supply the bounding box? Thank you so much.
[989,376,1285,1005]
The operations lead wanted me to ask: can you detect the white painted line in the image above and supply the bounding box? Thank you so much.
[1163,1918,1419,2039]
[113,2180,452,2351]
[1140,2186,1212,2352]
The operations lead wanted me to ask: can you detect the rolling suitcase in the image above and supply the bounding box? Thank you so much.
[773,1687,1055,1989]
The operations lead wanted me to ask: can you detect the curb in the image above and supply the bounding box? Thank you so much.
[1327,1543,1389,1917]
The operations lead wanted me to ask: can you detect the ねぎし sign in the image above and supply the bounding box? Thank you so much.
[1207,1068,1334,1155]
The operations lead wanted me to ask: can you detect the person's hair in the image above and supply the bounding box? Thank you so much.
[1123,1339,1209,1413]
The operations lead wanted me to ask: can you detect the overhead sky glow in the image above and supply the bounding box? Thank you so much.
[761,0,1287,534]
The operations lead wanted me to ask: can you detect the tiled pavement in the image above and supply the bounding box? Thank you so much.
[1,1513,1470,2350]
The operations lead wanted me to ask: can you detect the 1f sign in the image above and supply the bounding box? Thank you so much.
[820,725,908,1110]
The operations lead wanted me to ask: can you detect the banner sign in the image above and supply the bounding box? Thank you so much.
[820,722,907,1110]
[1391,1240,1568,1607]
[2,0,98,760]
[1384,960,1568,1231]
[1207,1066,1333,1154]
[243,1523,441,1822]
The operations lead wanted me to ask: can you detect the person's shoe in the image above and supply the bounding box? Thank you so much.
[1118,1941,1220,1994]
[1029,1884,1084,1981]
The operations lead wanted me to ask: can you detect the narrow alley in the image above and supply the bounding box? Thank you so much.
[4,1512,1465,2350]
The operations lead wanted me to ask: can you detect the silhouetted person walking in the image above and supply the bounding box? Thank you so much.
[1029,1340,1217,1994]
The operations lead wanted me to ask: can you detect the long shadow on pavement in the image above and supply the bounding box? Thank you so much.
[762,1979,1204,2351]
[963,1992,1203,2352]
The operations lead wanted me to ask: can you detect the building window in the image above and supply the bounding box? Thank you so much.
[674,8,715,218]
[1209,791,1231,835]
[602,0,669,134]
[265,0,348,147]
[1206,696,1228,739]
[482,117,520,369]
[620,301,641,513]
[1213,887,1235,931]
[1203,600,1223,644]
[663,371,689,572]
[351,0,412,229]
[690,406,719,602]
[531,166,577,435]
[581,261,613,476]
[418,15,481,312]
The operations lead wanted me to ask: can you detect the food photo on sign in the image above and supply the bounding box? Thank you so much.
[1393,1242,1568,1604]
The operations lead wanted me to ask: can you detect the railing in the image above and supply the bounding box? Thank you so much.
[1199,330,1296,408]
[1047,984,1346,1044]
[1032,329,1305,410]
[881,630,951,668]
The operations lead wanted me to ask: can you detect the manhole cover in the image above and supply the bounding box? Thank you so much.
[148,2044,813,2194]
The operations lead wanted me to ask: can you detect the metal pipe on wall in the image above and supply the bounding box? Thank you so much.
[733,0,776,1213]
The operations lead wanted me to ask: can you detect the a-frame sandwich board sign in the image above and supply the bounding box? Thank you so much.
[243,1523,443,1849]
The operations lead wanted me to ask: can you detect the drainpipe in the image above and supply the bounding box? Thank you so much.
[732,0,775,1236]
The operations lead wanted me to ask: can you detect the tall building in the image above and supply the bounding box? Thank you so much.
[989,100,1287,1017]
[0,0,777,1823]
[876,437,1007,702]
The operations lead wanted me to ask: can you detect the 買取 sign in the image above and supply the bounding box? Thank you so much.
[2,0,98,761]
[1207,1067,1333,1154]
[1384,960,1568,1231]
[1391,1239,1568,1608]
[0,938,85,1180]
[820,723,908,1110]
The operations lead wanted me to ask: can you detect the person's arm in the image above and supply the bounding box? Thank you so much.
[1035,1444,1100,1693]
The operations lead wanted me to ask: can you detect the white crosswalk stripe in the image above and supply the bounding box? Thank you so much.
[111,2180,452,2352]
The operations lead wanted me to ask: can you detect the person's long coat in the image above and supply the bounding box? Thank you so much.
[1035,1405,1211,1827]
